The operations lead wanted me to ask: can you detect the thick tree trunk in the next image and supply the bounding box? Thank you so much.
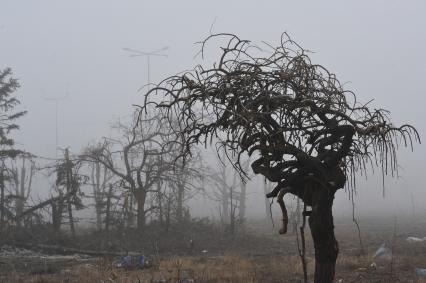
[263,179,272,221]
[309,185,338,283]
[51,192,64,231]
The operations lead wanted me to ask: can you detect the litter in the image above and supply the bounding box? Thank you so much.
[406,237,426,243]
[114,254,146,269]
[415,268,426,277]
[373,243,392,260]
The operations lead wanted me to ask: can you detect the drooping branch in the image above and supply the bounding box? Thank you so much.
[143,33,420,204]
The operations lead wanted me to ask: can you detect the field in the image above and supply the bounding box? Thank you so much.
[1,217,426,283]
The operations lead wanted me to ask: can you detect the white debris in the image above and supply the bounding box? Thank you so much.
[406,237,426,243]
[0,245,93,261]
[373,243,392,260]
[370,262,377,269]
[415,268,426,276]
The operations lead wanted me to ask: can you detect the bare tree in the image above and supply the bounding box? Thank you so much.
[85,154,114,231]
[166,152,203,225]
[55,148,86,237]
[9,154,35,227]
[208,151,245,234]
[83,111,178,232]
[143,33,420,282]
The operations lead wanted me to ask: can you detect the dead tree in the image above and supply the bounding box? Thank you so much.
[167,154,203,225]
[82,111,178,232]
[144,33,420,283]
[85,154,114,231]
[208,152,244,234]
[9,154,35,227]
[55,149,86,236]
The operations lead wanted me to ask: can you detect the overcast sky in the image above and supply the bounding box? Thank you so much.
[1,0,425,219]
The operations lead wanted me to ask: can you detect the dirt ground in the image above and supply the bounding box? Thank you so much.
[1,217,426,282]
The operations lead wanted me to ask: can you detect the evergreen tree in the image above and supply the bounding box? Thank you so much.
[0,68,26,159]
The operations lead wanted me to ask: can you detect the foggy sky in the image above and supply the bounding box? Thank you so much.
[1,0,425,219]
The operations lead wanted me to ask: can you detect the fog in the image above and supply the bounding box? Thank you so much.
[1,0,425,221]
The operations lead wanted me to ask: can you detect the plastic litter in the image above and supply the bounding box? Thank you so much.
[415,268,426,277]
[115,254,146,269]
[406,237,426,243]
[373,243,392,259]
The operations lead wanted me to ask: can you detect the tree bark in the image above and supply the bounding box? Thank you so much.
[263,178,272,221]
[308,185,338,283]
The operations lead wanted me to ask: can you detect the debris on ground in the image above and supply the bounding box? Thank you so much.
[373,243,392,260]
[416,268,426,277]
[0,245,91,261]
[406,237,426,243]
[114,254,154,269]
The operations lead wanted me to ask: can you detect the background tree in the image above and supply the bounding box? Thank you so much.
[0,68,27,232]
[85,151,115,231]
[55,148,86,237]
[9,154,35,227]
[83,111,178,232]
[144,33,420,283]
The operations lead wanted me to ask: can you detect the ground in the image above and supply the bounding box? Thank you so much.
[1,217,426,282]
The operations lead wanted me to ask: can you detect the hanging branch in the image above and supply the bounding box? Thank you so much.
[142,33,419,205]
[142,33,420,283]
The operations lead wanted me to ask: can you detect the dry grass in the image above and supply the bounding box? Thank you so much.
[3,252,426,283]
[2,218,426,282]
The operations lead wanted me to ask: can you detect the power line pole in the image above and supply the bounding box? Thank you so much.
[123,46,169,91]
[43,94,68,160]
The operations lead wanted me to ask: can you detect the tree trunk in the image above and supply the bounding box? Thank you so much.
[51,192,64,231]
[176,182,184,223]
[263,178,272,221]
[165,192,171,231]
[309,185,338,283]
[239,180,246,223]
[65,150,75,238]
[135,191,146,232]
[0,167,4,232]
[221,187,229,223]
[157,182,164,226]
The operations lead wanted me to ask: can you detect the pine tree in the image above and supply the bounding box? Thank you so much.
[0,68,26,159]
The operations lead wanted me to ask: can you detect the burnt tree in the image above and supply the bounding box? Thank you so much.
[143,33,420,282]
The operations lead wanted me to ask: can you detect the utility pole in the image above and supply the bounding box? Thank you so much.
[123,46,169,91]
[43,94,68,160]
